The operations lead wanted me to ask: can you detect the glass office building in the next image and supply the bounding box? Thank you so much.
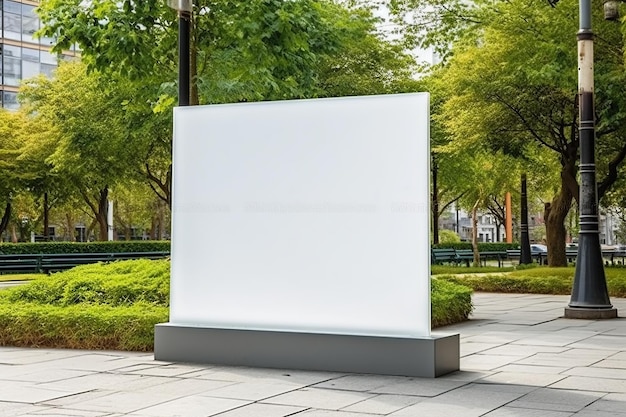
[1,0,77,109]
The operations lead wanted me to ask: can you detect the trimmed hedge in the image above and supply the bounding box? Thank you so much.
[432,279,474,327]
[433,242,519,251]
[439,266,626,298]
[0,303,167,351]
[0,241,170,255]
[0,259,474,350]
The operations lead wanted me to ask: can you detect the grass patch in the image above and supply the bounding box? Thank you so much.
[0,259,473,350]
[0,274,45,282]
[440,266,626,298]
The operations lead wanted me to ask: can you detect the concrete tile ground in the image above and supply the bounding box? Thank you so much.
[0,293,625,416]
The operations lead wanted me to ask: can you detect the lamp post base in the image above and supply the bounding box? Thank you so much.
[564,307,618,319]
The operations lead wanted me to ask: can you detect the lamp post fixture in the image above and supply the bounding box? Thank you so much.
[565,0,617,319]
[168,0,192,106]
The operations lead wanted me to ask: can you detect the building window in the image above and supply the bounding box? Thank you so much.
[3,1,23,41]
[22,47,40,80]
[2,91,19,110]
[21,4,39,44]
[2,45,22,86]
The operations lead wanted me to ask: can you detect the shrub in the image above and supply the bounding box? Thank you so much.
[433,242,519,251]
[0,302,167,351]
[439,230,461,244]
[0,241,170,255]
[432,279,473,327]
[5,259,170,307]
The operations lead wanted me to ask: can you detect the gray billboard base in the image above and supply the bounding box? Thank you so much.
[154,323,459,378]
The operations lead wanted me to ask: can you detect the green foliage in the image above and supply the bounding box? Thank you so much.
[432,265,515,275]
[0,258,473,350]
[5,259,170,307]
[438,229,461,244]
[433,242,519,251]
[431,278,473,327]
[439,266,626,298]
[0,259,170,350]
[0,303,167,351]
[0,241,170,255]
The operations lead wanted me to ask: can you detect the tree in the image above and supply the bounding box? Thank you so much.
[0,110,29,239]
[37,0,421,213]
[20,62,132,241]
[436,0,626,266]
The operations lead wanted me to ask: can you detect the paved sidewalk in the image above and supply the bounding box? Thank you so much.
[0,293,625,417]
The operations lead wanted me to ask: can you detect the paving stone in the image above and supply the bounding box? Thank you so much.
[341,393,423,414]
[200,381,302,401]
[507,388,606,412]
[262,388,374,410]
[313,374,411,392]
[460,342,502,356]
[583,392,626,413]
[0,380,90,404]
[198,403,306,417]
[551,376,626,393]
[371,378,467,397]
[567,335,626,350]
[476,371,567,387]
[495,364,572,375]
[564,366,626,379]
[0,402,49,416]
[572,410,626,417]
[462,354,526,371]
[482,407,574,416]
[298,411,383,417]
[123,395,249,417]
[52,391,184,414]
[388,383,531,417]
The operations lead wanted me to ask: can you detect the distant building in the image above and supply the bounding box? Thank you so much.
[1,0,78,109]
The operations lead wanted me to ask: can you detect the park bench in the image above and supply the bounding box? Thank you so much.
[431,248,457,265]
[455,249,474,267]
[479,251,507,267]
[40,251,170,273]
[0,254,41,274]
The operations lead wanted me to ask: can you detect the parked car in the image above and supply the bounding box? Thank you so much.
[531,244,548,254]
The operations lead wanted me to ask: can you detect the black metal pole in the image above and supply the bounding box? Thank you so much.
[520,174,532,264]
[565,0,616,319]
[178,11,191,106]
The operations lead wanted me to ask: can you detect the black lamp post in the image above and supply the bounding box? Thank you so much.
[565,0,617,319]
[520,174,532,264]
[168,0,192,106]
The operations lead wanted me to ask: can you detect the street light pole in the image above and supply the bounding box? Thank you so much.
[168,0,193,106]
[565,0,617,319]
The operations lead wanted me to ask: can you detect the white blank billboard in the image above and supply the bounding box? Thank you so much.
[170,93,431,338]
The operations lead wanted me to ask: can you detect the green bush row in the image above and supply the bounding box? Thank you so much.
[431,279,474,328]
[6,259,170,307]
[433,242,519,251]
[439,266,626,298]
[0,259,474,350]
[0,241,171,254]
[0,302,167,351]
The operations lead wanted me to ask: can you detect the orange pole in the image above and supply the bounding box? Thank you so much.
[505,192,512,243]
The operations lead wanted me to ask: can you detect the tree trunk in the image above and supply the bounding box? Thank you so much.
[43,192,50,241]
[65,212,76,242]
[10,223,17,243]
[432,155,439,244]
[544,162,577,266]
[544,190,573,266]
[0,201,10,237]
[96,189,109,241]
[471,199,480,266]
